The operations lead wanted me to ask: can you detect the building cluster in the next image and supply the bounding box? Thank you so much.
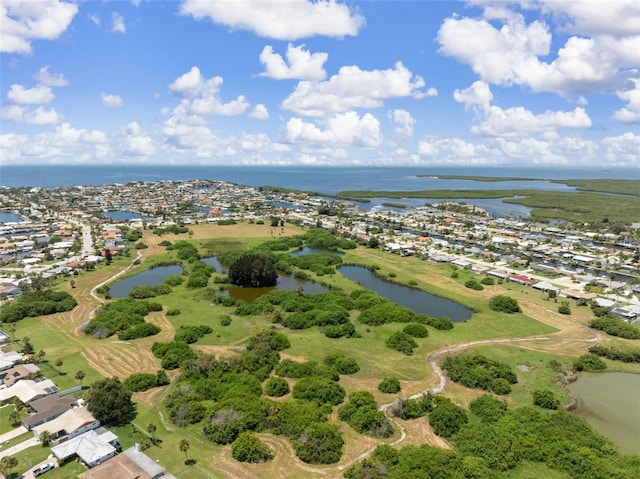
[0,348,174,478]
[1,178,639,315]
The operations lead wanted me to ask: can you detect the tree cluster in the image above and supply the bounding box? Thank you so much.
[83,298,162,339]
[442,354,518,395]
[573,353,608,372]
[0,290,77,323]
[589,317,640,339]
[174,325,213,344]
[123,370,170,392]
[588,345,640,363]
[229,252,278,288]
[488,295,521,313]
[151,341,197,369]
[338,391,394,438]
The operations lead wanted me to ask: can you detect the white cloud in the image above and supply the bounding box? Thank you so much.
[7,84,54,104]
[180,0,365,40]
[473,106,591,138]
[603,132,640,165]
[286,111,381,148]
[389,109,415,139]
[0,123,109,163]
[437,4,640,96]
[282,62,429,117]
[259,44,328,80]
[169,66,250,116]
[539,0,640,37]
[88,13,100,26]
[248,104,269,120]
[24,106,62,124]
[453,80,493,109]
[111,12,126,33]
[101,92,124,108]
[33,66,69,86]
[119,122,155,157]
[612,79,640,123]
[0,0,78,54]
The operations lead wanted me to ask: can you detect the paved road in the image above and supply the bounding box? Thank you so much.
[0,436,39,460]
[0,425,28,444]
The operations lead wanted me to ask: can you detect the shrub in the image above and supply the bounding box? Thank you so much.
[489,295,521,313]
[293,423,343,464]
[231,432,272,463]
[480,276,495,285]
[490,378,512,395]
[265,377,290,397]
[558,304,571,315]
[338,391,393,438]
[403,323,429,338]
[465,279,484,290]
[589,317,640,339]
[324,354,360,375]
[124,373,158,392]
[164,275,184,286]
[385,331,418,355]
[573,353,607,372]
[166,308,181,316]
[292,377,345,405]
[532,389,559,409]
[429,400,468,438]
[174,325,212,344]
[118,322,161,340]
[220,315,232,326]
[378,378,401,394]
[469,394,507,423]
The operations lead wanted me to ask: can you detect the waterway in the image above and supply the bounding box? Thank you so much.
[339,265,474,321]
[569,372,640,455]
[102,210,151,221]
[0,212,23,223]
[109,264,183,298]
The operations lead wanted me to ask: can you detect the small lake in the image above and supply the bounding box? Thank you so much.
[110,264,182,297]
[290,247,344,257]
[224,273,329,302]
[339,265,474,322]
[569,372,640,455]
[203,255,329,302]
[103,210,151,221]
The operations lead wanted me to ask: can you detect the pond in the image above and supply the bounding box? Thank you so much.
[568,372,640,455]
[109,264,183,298]
[102,210,151,221]
[339,265,474,322]
[203,256,329,302]
[290,247,344,257]
[224,273,329,303]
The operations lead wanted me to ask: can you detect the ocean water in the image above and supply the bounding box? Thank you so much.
[1,164,637,192]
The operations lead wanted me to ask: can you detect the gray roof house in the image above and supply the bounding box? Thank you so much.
[51,427,119,468]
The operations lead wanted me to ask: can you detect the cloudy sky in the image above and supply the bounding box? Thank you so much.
[1,0,639,167]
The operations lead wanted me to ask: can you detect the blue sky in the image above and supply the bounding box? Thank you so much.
[1,0,639,167]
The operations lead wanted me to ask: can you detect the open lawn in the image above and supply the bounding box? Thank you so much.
[11,223,639,478]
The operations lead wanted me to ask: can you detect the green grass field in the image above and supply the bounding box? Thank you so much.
[4,225,639,478]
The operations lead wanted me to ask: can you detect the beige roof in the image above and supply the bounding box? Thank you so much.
[33,407,97,436]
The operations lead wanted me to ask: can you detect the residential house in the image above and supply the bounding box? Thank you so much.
[32,406,99,445]
[0,377,57,404]
[0,363,40,387]
[23,394,79,430]
[51,427,119,468]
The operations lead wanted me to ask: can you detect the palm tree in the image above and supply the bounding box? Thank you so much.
[8,409,21,426]
[39,430,55,447]
[146,423,157,445]
[179,438,190,463]
[55,358,63,374]
[75,370,86,387]
[0,456,18,478]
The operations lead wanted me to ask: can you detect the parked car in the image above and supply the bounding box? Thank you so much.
[33,462,55,477]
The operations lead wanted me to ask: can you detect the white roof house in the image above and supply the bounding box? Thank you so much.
[33,407,99,444]
[0,350,26,371]
[51,428,119,468]
[0,377,57,403]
